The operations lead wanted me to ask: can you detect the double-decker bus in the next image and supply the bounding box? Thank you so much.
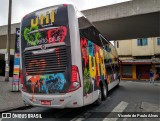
[20,4,120,108]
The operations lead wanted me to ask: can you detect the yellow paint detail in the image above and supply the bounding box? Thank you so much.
[31,10,55,27]
[95,52,100,76]
[46,11,49,24]
[40,15,44,25]
[89,56,96,78]
[101,50,106,77]
[31,18,38,27]
[51,10,55,23]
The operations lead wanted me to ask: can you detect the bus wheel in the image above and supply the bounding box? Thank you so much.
[95,88,102,106]
[102,82,108,101]
[116,78,121,87]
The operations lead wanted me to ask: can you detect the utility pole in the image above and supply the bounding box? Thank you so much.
[5,0,12,81]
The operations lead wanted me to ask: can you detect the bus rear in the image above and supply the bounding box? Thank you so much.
[20,4,83,108]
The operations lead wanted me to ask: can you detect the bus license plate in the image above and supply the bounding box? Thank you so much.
[41,100,51,105]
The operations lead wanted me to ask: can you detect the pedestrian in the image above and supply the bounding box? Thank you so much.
[137,70,141,80]
[149,69,154,84]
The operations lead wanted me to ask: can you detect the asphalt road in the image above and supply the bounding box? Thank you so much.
[1,80,160,121]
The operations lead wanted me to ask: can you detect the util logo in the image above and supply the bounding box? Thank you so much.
[31,10,55,27]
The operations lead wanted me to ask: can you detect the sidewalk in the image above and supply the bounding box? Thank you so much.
[0,76,25,112]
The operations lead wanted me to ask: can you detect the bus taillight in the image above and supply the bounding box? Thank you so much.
[20,70,26,92]
[63,4,68,6]
[68,65,81,92]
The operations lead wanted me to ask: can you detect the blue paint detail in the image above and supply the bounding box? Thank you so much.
[14,58,20,65]
[88,40,94,56]
[41,73,66,94]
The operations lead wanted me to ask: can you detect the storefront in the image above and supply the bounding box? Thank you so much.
[121,59,152,80]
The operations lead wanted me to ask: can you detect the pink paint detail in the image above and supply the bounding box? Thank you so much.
[13,75,19,79]
[80,38,89,68]
[47,26,67,43]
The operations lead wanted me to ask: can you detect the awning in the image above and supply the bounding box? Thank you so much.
[122,59,152,65]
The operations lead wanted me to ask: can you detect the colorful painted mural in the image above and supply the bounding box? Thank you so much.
[21,6,71,98]
[27,73,66,100]
[13,28,20,91]
[24,26,67,46]
[80,37,117,96]
[81,38,105,95]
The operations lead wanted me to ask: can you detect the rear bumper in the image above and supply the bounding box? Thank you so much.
[21,87,83,108]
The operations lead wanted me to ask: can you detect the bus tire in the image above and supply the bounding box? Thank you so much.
[101,81,108,101]
[95,88,102,106]
[116,78,121,87]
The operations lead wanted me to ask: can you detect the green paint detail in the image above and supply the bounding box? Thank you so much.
[40,75,49,79]
[84,68,91,93]
[24,26,42,46]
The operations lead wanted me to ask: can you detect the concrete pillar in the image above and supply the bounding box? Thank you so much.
[132,65,137,80]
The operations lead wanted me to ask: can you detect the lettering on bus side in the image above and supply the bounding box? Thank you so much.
[80,38,107,96]
[31,10,55,27]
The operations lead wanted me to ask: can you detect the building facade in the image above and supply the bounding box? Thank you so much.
[0,23,19,76]
[115,37,160,80]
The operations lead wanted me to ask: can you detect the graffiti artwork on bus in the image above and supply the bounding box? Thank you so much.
[80,38,89,67]
[47,26,67,43]
[80,38,91,95]
[31,9,55,27]
[27,73,66,100]
[81,38,108,95]
[24,26,42,46]
[41,73,66,94]
[28,75,41,100]
[23,26,67,46]
[27,59,46,75]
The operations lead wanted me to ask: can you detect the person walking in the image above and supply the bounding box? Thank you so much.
[149,69,154,84]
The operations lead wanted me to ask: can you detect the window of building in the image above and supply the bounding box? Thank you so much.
[157,38,160,45]
[137,38,148,46]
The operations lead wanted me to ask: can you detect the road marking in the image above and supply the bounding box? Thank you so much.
[103,101,128,121]
[70,112,91,121]
[71,101,128,121]
[0,118,2,121]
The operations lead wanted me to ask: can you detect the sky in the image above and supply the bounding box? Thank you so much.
[0,0,130,26]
